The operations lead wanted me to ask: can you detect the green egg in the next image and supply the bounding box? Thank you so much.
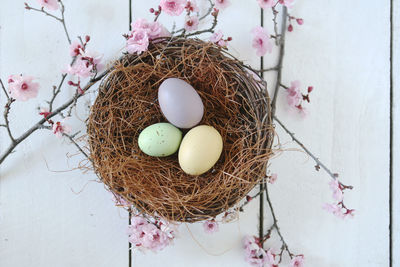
[138,123,182,157]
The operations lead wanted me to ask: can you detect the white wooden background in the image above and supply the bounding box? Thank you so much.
[0,0,397,266]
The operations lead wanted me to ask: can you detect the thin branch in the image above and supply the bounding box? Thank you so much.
[63,132,90,160]
[0,79,10,100]
[0,71,108,165]
[264,183,293,262]
[25,1,71,44]
[59,1,71,44]
[3,98,16,142]
[271,6,288,116]
[273,115,352,189]
[258,66,279,72]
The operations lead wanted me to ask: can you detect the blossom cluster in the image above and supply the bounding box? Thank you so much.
[127,215,176,252]
[65,36,103,80]
[243,236,305,267]
[286,81,313,115]
[323,178,355,219]
[125,19,170,55]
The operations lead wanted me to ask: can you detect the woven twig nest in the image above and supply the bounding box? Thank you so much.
[87,38,274,222]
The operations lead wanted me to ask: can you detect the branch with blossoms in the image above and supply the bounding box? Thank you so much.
[0,0,354,266]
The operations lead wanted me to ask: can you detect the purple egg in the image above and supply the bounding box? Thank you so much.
[158,78,204,129]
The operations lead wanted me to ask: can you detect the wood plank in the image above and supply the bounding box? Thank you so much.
[266,0,390,266]
[130,1,262,266]
[392,0,400,265]
[0,1,130,266]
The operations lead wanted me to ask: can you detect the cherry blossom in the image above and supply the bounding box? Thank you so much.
[69,41,83,57]
[252,26,273,56]
[126,19,170,54]
[185,1,199,12]
[286,80,302,107]
[52,119,71,138]
[65,58,93,79]
[8,75,40,101]
[268,173,278,184]
[243,236,268,267]
[210,30,230,47]
[159,0,186,16]
[279,0,295,8]
[290,255,305,267]
[81,49,104,72]
[210,30,224,43]
[258,0,276,9]
[39,107,51,119]
[36,0,59,11]
[203,220,219,234]
[329,178,344,201]
[213,0,230,10]
[184,15,200,32]
[126,29,150,54]
[127,215,174,252]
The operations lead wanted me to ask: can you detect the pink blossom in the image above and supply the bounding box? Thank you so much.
[127,19,170,54]
[131,19,170,40]
[52,119,71,138]
[81,49,104,72]
[65,58,93,79]
[329,179,344,202]
[203,220,219,234]
[159,0,186,16]
[210,30,223,43]
[287,80,302,107]
[184,15,199,32]
[69,41,83,57]
[127,215,174,252]
[7,74,18,84]
[36,0,59,11]
[290,255,305,267]
[258,0,276,9]
[39,107,51,118]
[126,29,149,54]
[269,173,277,184]
[252,26,273,56]
[243,236,268,267]
[323,203,345,219]
[279,0,295,8]
[213,0,230,10]
[8,75,40,101]
[185,1,199,12]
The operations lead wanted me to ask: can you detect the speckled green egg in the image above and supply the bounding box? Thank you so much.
[138,123,182,157]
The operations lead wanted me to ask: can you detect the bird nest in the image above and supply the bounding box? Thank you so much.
[87,38,274,222]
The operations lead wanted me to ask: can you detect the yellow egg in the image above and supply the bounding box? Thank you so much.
[178,125,223,175]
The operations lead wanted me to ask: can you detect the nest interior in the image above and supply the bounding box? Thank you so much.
[87,38,274,222]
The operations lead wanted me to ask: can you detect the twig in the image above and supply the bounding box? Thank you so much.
[264,183,294,262]
[258,66,279,72]
[273,115,352,189]
[3,98,15,142]
[271,6,288,116]
[25,1,71,44]
[63,132,90,160]
[48,74,68,112]
[0,79,10,100]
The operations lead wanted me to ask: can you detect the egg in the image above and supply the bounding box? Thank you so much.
[178,125,223,175]
[158,78,204,129]
[138,123,182,157]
